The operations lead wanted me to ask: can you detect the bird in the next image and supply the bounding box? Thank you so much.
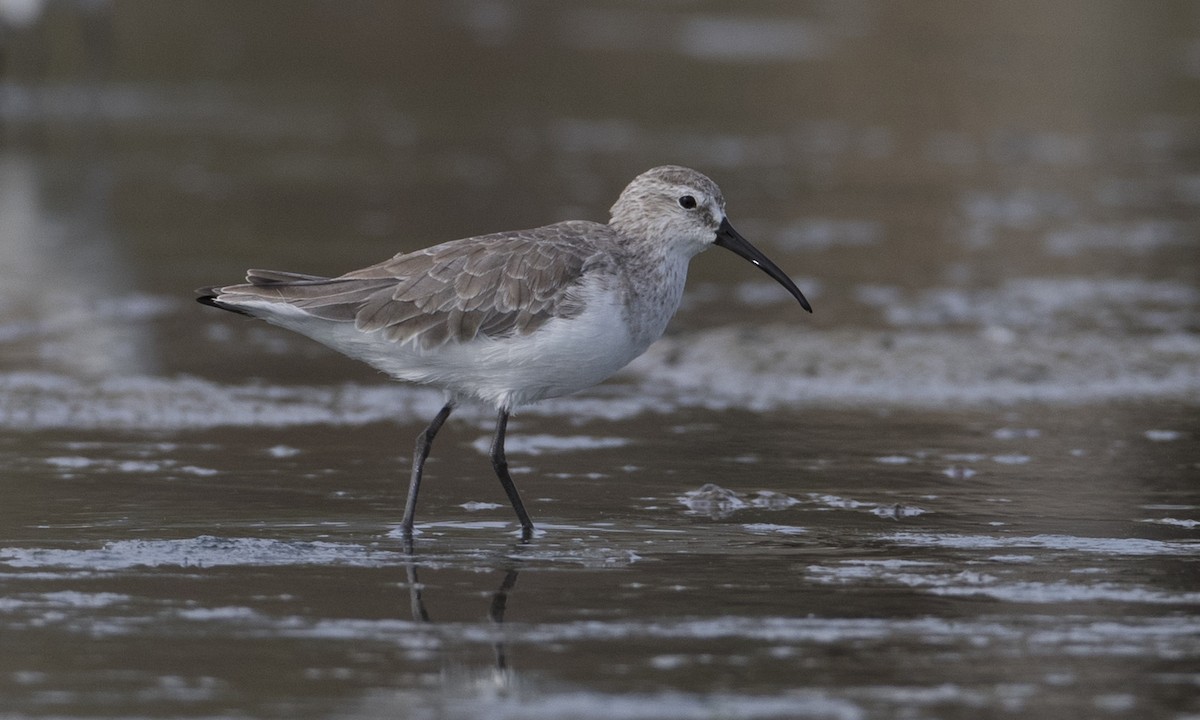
[197,165,811,538]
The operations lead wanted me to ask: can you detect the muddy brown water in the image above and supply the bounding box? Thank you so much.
[2,2,1198,718]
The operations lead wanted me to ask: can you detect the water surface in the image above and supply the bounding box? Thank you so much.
[1,2,1198,718]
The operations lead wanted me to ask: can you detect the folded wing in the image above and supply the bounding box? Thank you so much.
[203,223,613,351]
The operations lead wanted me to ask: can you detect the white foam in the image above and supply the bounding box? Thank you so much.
[993,428,1040,440]
[629,326,1200,409]
[677,485,801,518]
[1139,518,1200,529]
[808,494,872,510]
[116,460,162,473]
[930,581,1200,604]
[42,453,216,479]
[267,445,303,458]
[871,504,927,520]
[991,454,1031,465]
[45,456,93,469]
[0,536,407,571]
[882,532,1199,557]
[177,606,265,621]
[0,372,443,430]
[179,465,219,477]
[471,434,630,456]
[1045,221,1190,256]
[349,688,865,720]
[678,484,749,518]
[38,591,131,608]
[856,278,1198,332]
[1144,429,1184,442]
[743,523,808,535]
[807,559,1200,604]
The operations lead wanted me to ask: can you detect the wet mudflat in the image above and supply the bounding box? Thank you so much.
[1,401,1197,719]
[2,1,1200,718]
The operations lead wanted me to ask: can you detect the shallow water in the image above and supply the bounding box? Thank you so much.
[2,2,1199,719]
[1,404,1198,719]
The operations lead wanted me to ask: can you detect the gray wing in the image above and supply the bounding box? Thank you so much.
[214,221,617,351]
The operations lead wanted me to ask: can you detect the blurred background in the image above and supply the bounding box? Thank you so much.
[1,0,1196,399]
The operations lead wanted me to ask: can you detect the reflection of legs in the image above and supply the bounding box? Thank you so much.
[401,403,453,535]
[404,557,429,623]
[489,568,520,672]
[490,409,534,536]
[488,569,520,623]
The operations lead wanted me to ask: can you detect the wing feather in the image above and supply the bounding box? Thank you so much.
[209,221,618,351]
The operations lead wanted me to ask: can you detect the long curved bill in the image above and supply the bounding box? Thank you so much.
[715,218,812,313]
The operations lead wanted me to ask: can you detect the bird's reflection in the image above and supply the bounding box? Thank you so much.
[402,539,521,686]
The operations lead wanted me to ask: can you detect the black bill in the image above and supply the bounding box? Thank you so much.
[715,218,812,313]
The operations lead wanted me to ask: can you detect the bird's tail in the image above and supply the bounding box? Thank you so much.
[195,269,333,316]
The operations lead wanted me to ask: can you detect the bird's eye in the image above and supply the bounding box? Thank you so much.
[678,195,697,210]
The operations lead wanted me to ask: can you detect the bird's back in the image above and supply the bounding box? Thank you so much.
[201,220,623,352]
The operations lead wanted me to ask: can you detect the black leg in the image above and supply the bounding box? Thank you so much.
[401,402,453,535]
[490,409,534,537]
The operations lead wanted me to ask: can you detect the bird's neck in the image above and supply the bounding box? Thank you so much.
[615,242,692,350]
